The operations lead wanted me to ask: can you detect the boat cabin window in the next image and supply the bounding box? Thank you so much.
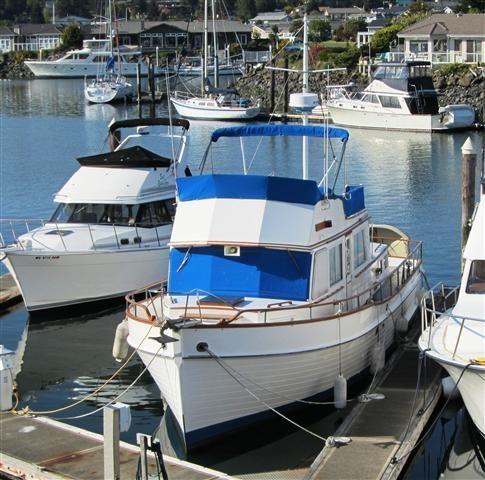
[379,96,401,109]
[409,65,431,78]
[329,244,343,286]
[353,229,367,269]
[361,94,379,104]
[311,248,328,299]
[92,56,106,63]
[466,260,485,294]
[373,66,408,80]
[50,199,175,227]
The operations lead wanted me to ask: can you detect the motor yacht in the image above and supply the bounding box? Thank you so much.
[419,165,485,437]
[327,61,475,132]
[123,122,424,451]
[0,118,190,312]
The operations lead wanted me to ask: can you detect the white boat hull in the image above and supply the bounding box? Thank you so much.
[85,83,133,103]
[2,247,168,311]
[170,97,260,121]
[24,61,156,78]
[327,104,475,132]
[128,270,422,450]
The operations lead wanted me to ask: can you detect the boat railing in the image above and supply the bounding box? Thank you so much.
[420,283,485,361]
[0,218,169,252]
[126,237,422,327]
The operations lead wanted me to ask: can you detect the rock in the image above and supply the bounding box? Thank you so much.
[458,74,473,88]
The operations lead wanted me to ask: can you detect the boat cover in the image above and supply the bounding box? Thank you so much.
[177,174,322,206]
[77,146,172,168]
[210,125,349,142]
[168,246,311,301]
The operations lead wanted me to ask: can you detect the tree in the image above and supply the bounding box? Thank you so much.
[61,23,82,49]
[455,0,485,12]
[309,19,331,41]
[28,0,44,23]
[236,0,256,20]
[407,1,429,15]
[255,0,276,12]
[342,18,366,41]
[147,0,159,19]
[370,24,401,52]
[289,19,303,35]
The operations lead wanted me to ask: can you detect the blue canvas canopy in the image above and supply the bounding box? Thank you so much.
[177,174,322,206]
[210,125,349,143]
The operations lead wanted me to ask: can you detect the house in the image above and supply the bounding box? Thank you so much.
[249,12,292,25]
[318,7,367,22]
[87,20,252,52]
[397,13,485,64]
[252,23,295,42]
[357,17,389,48]
[0,27,16,53]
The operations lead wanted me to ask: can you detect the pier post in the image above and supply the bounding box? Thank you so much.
[461,137,477,255]
[136,63,142,103]
[103,406,121,480]
[270,57,275,113]
[0,346,14,411]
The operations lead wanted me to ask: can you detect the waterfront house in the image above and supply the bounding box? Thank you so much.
[0,27,16,53]
[357,17,389,48]
[249,11,292,25]
[319,7,367,22]
[397,13,485,64]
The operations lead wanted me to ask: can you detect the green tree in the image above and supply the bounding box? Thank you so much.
[255,0,276,12]
[28,0,44,22]
[455,0,485,12]
[236,0,256,20]
[370,24,401,52]
[147,0,159,18]
[343,18,366,40]
[407,0,429,15]
[309,19,331,41]
[61,23,82,49]
[289,19,303,35]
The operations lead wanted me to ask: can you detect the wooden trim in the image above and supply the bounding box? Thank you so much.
[315,220,333,232]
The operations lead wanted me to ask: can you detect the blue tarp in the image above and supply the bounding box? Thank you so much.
[210,125,349,142]
[177,174,322,206]
[168,246,311,301]
[342,185,365,217]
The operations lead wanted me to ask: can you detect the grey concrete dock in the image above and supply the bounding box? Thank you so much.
[0,413,236,480]
[0,274,21,310]
[305,340,442,480]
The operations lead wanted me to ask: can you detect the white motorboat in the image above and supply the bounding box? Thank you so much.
[0,118,190,312]
[25,38,156,79]
[170,0,259,121]
[327,61,475,132]
[122,121,424,451]
[419,170,485,437]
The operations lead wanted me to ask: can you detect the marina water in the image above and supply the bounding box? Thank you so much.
[0,78,483,478]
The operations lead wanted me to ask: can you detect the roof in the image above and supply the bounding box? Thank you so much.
[368,18,389,28]
[15,24,62,35]
[250,11,291,22]
[320,7,365,14]
[0,27,15,36]
[398,13,485,37]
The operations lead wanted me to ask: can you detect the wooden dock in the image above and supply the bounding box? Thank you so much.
[0,273,21,310]
[0,413,236,480]
[305,339,442,480]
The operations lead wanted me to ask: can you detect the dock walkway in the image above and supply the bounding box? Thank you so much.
[0,273,21,310]
[0,413,235,480]
[305,341,442,480]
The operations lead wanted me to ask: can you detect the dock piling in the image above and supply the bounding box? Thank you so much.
[461,137,477,254]
[0,346,14,411]
[137,434,150,480]
[103,406,121,480]
[136,63,142,103]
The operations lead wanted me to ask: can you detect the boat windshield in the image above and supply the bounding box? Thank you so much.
[373,66,408,80]
[466,260,485,294]
[50,200,175,227]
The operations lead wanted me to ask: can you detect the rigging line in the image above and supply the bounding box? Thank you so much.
[54,344,164,421]
[386,363,473,477]
[13,321,159,416]
[203,347,328,442]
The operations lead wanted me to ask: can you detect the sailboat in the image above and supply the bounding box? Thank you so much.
[170,0,259,120]
[120,14,424,452]
[84,0,133,104]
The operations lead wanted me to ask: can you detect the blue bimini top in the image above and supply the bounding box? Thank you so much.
[210,124,349,143]
[177,174,322,206]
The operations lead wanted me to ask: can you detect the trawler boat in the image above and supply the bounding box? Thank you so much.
[419,169,485,436]
[124,123,424,451]
[0,118,190,312]
[25,38,156,78]
[327,61,475,132]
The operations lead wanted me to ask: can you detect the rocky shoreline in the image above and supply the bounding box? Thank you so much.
[0,54,34,79]
[236,66,485,123]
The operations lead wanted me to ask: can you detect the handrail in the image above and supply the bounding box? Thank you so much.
[127,237,422,327]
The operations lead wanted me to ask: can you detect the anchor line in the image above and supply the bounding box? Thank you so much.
[203,346,328,442]
[386,362,472,476]
[12,320,163,416]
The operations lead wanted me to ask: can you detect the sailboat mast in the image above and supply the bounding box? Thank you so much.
[211,0,219,88]
[203,0,208,88]
[108,0,113,57]
[302,12,309,180]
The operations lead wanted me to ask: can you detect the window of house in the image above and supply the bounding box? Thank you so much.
[466,260,485,294]
[353,229,367,269]
[409,41,427,53]
[240,34,247,45]
[165,33,177,48]
[329,243,343,286]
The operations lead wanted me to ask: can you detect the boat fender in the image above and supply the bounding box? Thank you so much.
[370,341,385,374]
[334,374,347,409]
[112,319,129,362]
[441,376,460,400]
